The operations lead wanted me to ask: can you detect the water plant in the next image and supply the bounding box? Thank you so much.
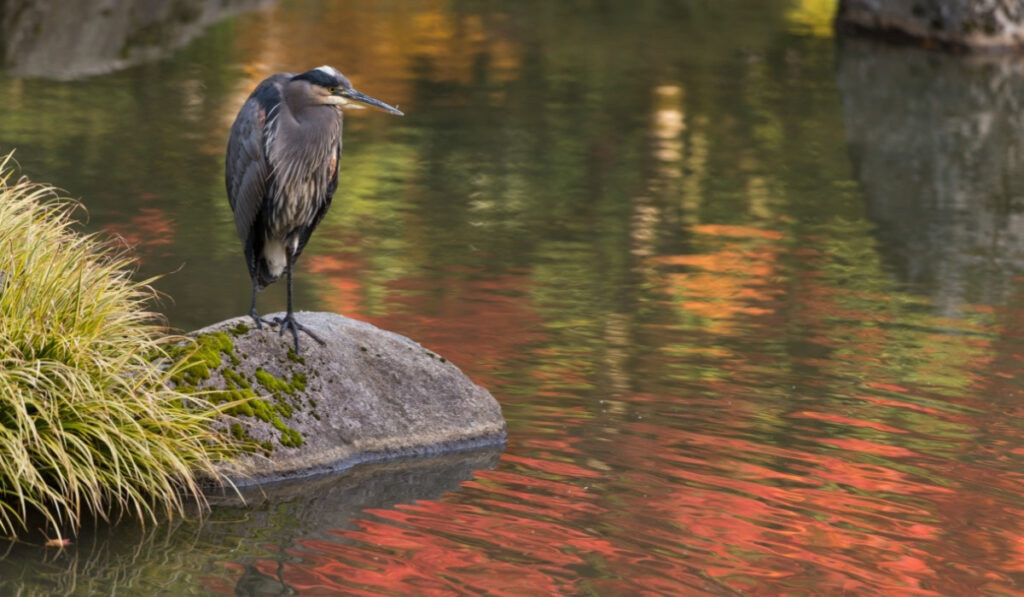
[0,154,241,539]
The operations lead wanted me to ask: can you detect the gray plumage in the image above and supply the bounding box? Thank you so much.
[225,65,403,353]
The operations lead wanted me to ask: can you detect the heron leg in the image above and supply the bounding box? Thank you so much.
[248,278,274,330]
[274,252,325,354]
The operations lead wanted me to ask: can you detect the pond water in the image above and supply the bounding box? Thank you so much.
[3,0,1024,594]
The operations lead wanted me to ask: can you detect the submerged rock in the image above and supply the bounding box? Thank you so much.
[182,312,507,485]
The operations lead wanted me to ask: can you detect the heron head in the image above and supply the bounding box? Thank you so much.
[291,66,404,115]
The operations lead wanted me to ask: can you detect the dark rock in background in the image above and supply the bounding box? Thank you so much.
[837,0,1024,51]
[1,0,273,79]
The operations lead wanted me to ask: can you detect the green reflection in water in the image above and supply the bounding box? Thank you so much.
[4,0,1024,594]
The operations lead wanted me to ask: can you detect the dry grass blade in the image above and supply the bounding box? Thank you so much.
[0,153,242,538]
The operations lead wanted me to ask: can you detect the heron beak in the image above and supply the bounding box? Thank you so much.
[338,89,404,116]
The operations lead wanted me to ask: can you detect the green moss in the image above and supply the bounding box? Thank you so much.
[254,367,307,416]
[287,349,306,365]
[225,398,255,418]
[255,367,294,396]
[207,367,259,418]
[261,400,301,445]
[280,429,303,448]
[230,423,246,441]
[276,423,304,448]
[249,398,274,423]
[228,322,250,336]
[167,332,240,385]
[250,368,305,445]
[197,332,235,364]
[222,367,247,388]
[235,396,302,448]
[226,422,266,454]
[168,335,308,451]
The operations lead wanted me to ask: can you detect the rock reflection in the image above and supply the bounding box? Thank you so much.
[837,36,1024,312]
[0,450,500,596]
[1,0,273,79]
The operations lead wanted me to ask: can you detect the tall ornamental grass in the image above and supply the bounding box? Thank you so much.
[0,155,238,539]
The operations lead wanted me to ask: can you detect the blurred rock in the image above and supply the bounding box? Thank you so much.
[837,35,1024,312]
[837,0,1024,51]
[1,0,273,79]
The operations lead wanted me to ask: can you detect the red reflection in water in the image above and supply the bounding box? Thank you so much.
[216,221,1024,596]
[102,207,176,254]
[227,378,1023,595]
[305,255,543,386]
[305,253,367,317]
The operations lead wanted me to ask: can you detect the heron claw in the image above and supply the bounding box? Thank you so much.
[248,309,275,330]
[272,313,325,354]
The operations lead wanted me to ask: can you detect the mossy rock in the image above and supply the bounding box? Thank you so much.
[168,330,305,452]
[183,312,507,485]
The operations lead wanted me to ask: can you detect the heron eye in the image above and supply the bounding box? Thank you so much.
[327,86,337,94]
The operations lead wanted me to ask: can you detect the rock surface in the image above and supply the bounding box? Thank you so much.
[185,312,506,486]
[837,0,1024,51]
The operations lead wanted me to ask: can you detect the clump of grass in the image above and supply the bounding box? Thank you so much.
[0,154,241,539]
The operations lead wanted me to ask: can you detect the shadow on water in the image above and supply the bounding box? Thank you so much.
[837,34,1024,313]
[0,449,501,596]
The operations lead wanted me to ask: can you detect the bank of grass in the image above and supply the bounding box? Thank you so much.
[0,156,242,539]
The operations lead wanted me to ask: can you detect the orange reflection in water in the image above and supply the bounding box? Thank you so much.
[192,6,1024,588]
[231,392,1024,595]
[227,216,1024,595]
[654,224,785,333]
[305,255,543,387]
[9,0,1024,593]
[101,206,176,254]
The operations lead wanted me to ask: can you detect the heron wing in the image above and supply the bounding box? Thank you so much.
[225,74,292,257]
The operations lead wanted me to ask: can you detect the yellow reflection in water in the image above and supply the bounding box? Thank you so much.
[785,0,837,38]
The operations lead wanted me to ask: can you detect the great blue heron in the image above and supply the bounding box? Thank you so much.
[226,66,403,353]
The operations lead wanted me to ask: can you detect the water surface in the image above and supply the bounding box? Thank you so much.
[2,0,1024,594]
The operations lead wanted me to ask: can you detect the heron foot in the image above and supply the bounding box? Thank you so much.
[248,309,276,330]
[273,313,325,354]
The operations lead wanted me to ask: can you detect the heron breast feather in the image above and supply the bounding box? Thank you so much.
[262,238,289,279]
